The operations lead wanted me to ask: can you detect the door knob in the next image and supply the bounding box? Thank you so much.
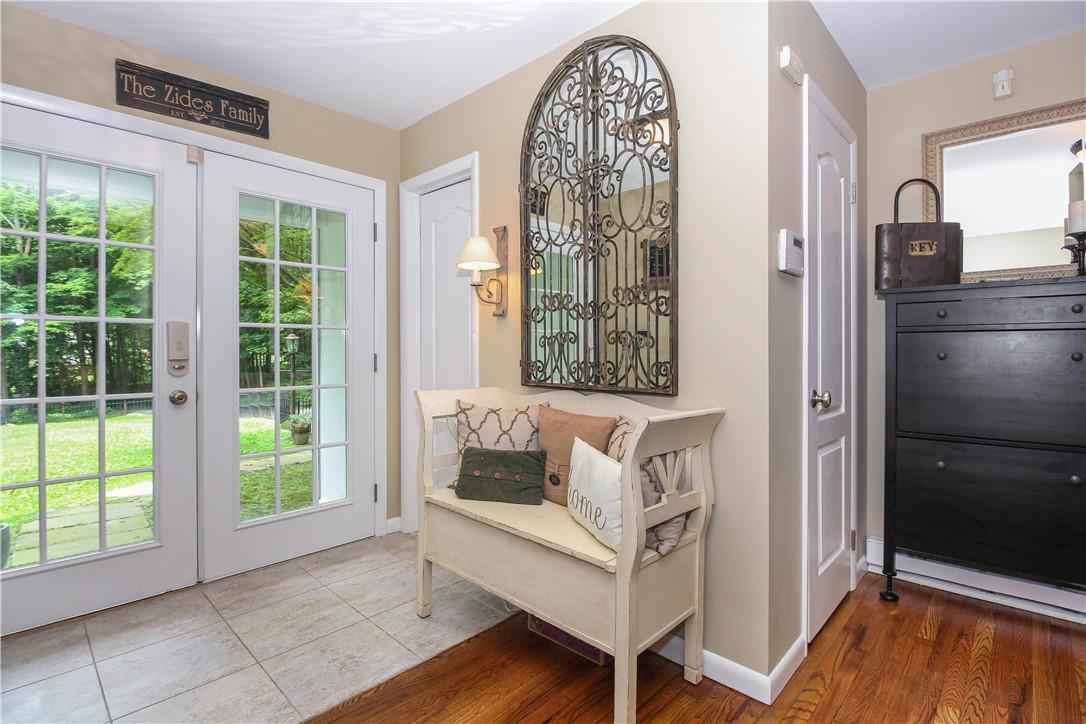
[809,389,832,410]
[169,390,189,406]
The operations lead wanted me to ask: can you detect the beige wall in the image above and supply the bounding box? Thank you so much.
[766,0,867,665]
[865,30,1086,538]
[0,4,405,519]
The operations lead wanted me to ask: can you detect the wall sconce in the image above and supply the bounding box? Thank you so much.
[457,225,508,316]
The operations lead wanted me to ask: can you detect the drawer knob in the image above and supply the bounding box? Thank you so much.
[1072,474,1083,486]
[936,460,947,471]
[936,309,948,318]
[1073,352,1084,362]
[1072,303,1084,314]
[937,352,947,361]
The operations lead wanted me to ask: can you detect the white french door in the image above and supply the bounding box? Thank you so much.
[199,152,376,581]
[0,104,198,633]
[804,80,857,641]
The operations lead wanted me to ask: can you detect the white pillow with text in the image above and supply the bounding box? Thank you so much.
[567,436,623,551]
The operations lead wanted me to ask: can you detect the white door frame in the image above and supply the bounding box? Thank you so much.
[801,77,860,643]
[1,84,391,543]
[399,153,480,533]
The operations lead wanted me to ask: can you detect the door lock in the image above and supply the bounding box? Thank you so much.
[809,389,832,410]
[169,390,189,406]
[166,321,190,377]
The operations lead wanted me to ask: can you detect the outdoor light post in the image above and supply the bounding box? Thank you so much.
[285,332,299,414]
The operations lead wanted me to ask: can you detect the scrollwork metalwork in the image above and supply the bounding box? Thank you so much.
[520,35,678,395]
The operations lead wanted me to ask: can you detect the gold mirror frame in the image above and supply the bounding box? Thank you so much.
[921,98,1086,282]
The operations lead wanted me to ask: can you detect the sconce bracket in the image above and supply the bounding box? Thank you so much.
[480,225,508,316]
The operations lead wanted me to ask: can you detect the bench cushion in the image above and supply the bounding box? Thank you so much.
[426,487,692,573]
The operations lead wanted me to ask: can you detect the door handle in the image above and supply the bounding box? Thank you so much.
[809,389,832,410]
[169,390,189,406]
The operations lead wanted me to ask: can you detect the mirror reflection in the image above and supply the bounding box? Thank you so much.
[943,117,1085,275]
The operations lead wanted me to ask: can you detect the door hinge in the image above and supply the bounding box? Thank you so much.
[373,222,378,243]
[374,483,378,503]
[849,182,858,205]
[186,145,204,165]
[850,529,857,551]
[373,353,378,373]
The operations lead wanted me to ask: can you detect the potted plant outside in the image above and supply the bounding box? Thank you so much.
[290,413,312,446]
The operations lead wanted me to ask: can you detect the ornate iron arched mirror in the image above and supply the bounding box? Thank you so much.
[520,35,678,395]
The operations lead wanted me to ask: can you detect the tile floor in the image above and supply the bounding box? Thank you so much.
[0,533,516,722]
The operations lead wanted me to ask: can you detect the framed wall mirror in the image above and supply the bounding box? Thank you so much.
[922,99,1085,282]
[520,35,678,395]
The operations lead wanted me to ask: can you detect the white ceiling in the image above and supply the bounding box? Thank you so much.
[17,1,637,129]
[810,1,1086,89]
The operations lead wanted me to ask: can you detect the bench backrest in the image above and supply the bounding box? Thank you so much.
[415,387,724,567]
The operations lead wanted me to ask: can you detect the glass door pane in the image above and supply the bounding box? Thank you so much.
[236,195,350,522]
[1,148,157,570]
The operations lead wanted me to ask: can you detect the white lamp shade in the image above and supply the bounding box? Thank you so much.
[457,235,500,271]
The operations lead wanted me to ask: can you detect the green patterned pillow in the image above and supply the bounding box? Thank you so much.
[455,447,547,505]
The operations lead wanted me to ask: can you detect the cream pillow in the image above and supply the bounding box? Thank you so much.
[455,400,547,453]
[567,437,623,551]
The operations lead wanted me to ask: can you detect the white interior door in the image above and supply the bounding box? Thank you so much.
[805,81,857,641]
[401,179,475,533]
[419,181,475,391]
[200,152,375,580]
[0,104,197,633]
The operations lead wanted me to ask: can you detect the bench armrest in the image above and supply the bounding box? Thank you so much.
[616,407,725,571]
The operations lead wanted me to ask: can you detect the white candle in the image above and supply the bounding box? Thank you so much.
[1069,199,1086,236]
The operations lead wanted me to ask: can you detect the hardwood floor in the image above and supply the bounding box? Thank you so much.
[313,574,1086,723]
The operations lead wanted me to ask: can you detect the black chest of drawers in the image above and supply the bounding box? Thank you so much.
[881,278,1086,601]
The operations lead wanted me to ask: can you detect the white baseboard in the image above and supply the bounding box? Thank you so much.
[866,536,1085,625]
[650,633,805,705]
[385,517,401,534]
[769,635,806,702]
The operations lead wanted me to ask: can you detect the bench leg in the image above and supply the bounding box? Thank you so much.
[614,639,637,723]
[416,557,432,618]
[683,610,704,684]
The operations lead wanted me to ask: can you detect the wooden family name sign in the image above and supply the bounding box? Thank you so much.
[115,59,270,138]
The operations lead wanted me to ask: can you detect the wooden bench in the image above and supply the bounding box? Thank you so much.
[415,387,724,722]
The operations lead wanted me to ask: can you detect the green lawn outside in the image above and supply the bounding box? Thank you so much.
[239,451,314,520]
[1,414,318,567]
[1,412,153,485]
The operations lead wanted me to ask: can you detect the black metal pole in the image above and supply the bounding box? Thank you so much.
[290,351,297,414]
[881,299,900,602]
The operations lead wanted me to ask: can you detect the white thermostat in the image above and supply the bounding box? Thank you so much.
[777,229,804,277]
